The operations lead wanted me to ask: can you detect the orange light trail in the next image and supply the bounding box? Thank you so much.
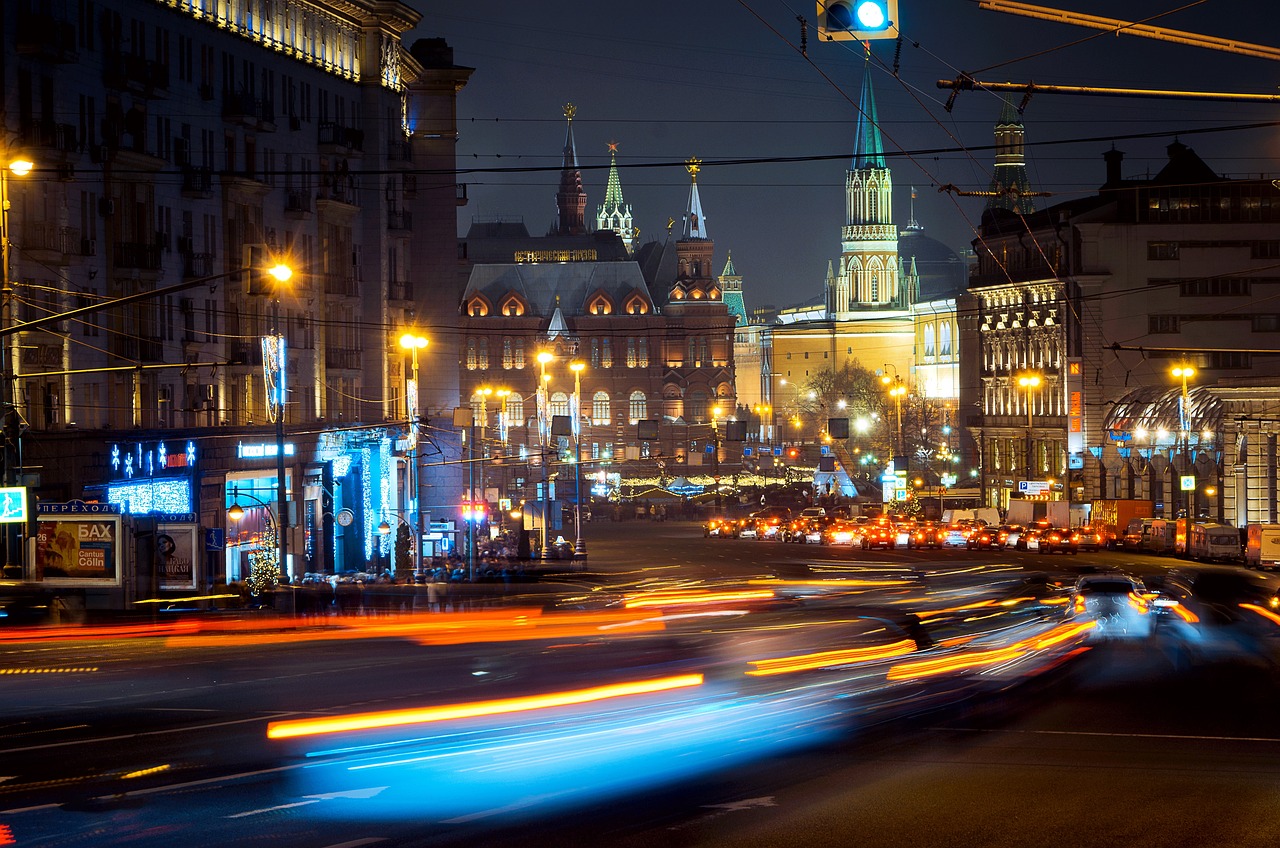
[1240,603,1280,626]
[745,639,916,676]
[747,578,913,588]
[1170,603,1199,624]
[266,673,705,739]
[886,620,1095,681]
[623,590,776,609]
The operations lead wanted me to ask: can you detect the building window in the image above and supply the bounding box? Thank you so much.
[601,338,613,368]
[687,390,708,423]
[514,337,525,369]
[507,395,524,426]
[1147,241,1180,260]
[591,338,600,367]
[698,337,708,365]
[465,338,477,370]
[478,337,489,369]
[1148,315,1181,334]
[502,338,513,369]
[1253,314,1280,332]
[924,324,936,357]
[626,337,637,368]
[550,391,570,417]
[629,390,647,423]
[940,322,953,356]
[687,337,697,365]
[638,338,649,367]
[592,391,610,424]
[1208,351,1251,369]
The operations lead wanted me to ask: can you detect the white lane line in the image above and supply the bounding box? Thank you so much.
[2,712,298,753]
[938,727,1280,744]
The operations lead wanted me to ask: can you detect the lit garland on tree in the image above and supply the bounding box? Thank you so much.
[246,523,279,596]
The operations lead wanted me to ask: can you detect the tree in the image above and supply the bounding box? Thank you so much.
[793,361,894,477]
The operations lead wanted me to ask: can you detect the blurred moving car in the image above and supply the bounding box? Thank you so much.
[704,517,734,538]
[941,524,971,548]
[822,521,862,546]
[1073,573,1152,639]
[1152,566,1280,661]
[1001,524,1027,550]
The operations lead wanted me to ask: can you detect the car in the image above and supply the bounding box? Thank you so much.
[736,519,758,539]
[862,523,897,550]
[941,524,971,548]
[1076,525,1107,552]
[1151,566,1280,660]
[1000,524,1027,550]
[908,524,943,549]
[704,517,734,538]
[798,507,828,521]
[1073,573,1153,639]
[823,521,862,546]
[967,526,999,550]
[1037,527,1080,555]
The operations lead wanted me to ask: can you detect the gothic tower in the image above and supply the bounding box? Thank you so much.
[831,50,900,314]
[554,103,587,235]
[986,96,1036,215]
[596,141,635,254]
[672,158,716,301]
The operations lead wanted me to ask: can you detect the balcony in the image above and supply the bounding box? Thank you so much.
[389,280,412,302]
[113,241,162,271]
[103,53,168,97]
[222,91,275,131]
[231,342,264,367]
[387,209,412,231]
[317,122,364,153]
[387,139,413,164]
[284,189,312,218]
[325,348,363,371]
[182,252,214,279]
[322,274,358,298]
[15,12,77,63]
[23,223,80,265]
[24,121,78,154]
[110,336,165,362]
[181,165,213,197]
[316,178,359,212]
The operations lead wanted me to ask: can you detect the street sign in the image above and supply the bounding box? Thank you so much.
[1180,475,1196,492]
[1018,481,1050,495]
[205,527,225,551]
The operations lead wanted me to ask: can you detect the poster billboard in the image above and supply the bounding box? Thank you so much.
[156,522,199,590]
[34,516,123,584]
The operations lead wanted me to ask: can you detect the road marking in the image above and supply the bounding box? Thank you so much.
[2,713,298,753]
[938,727,1280,744]
[227,787,388,819]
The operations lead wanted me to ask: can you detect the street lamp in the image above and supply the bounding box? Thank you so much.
[536,351,554,561]
[0,155,34,574]
[1017,372,1042,480]
[228,487,279,594]
[881,369,907,467]
[259,260,294,584]
[569,359,587,560]
[1172,364,1196,518]
[400,332,429,573]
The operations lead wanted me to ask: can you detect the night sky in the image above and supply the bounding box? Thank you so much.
[414,1,1279,310]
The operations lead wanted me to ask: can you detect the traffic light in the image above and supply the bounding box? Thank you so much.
[461,500,487,523]
[786,447,800,461]
[816,0,899,41]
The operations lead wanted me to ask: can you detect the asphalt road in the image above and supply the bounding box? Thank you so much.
[3,521,1276,848]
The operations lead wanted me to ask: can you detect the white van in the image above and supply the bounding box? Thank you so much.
[1245,524,1280,569]
[1140,518,1177,555]
[1188,523,1240,563]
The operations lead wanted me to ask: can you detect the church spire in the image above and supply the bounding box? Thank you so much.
[682,158,708,239]
[985,96,1036,215]
[554,102,588,235]
[596,141,635,254]
[852,49,886,170]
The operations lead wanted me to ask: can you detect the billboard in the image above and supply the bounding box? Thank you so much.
[34,516,123,584]
[156,522,199,590]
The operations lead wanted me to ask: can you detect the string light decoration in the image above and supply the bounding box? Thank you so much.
[262,333,286,424]
[245,522,279,597]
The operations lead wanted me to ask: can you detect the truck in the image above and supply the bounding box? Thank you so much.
[1089,499,1155,549]
[1140,518,1178,555]
[1245,524,1280,569]
[1189,522,1241,562]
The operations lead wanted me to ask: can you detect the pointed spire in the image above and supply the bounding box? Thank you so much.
[905,186,921,231]
[596,141,634,253]
[682,158,708,239]
[720,251,737,279]
[555,102,587,235]
[547,305,568,340]
[852,50,886,170]
[986,95,1036,215]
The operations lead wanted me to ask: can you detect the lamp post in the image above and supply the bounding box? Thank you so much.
[400,332,429,573]
[263,262,293,583]
[228,487,278,595]
[570,360,587,560]
[1172,364,1196,519]
[536,351,554,560]
[880,371,907,468]
[0,156,33,574]
[1017,372,1042,483]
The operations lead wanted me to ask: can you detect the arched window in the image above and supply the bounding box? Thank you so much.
[687,337,697,365]
[626,337,637,368]
[924,324,936,358]
[601,338,612,368]
[638,338,649,367]
[940,322,953,357]
[687,390,708,423]
[589,295,612,316]
[467,297,489,317]
[502,338,513,369]
[465,338,477,371]
[869,271,879,302]
[592,391,610,424]
[550,391,570,418]
[629,390,647,424]
[477,338,489,369]
[590,338,600,367]
[698,337,708,365]
[502,394,522,428]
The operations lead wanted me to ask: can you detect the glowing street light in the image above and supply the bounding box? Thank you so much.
[1017,372,1042,478]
